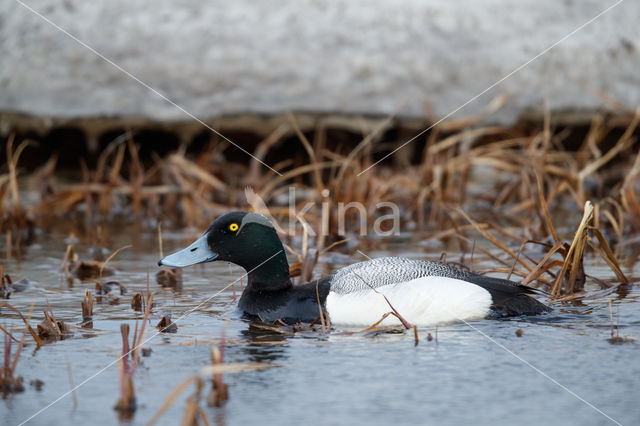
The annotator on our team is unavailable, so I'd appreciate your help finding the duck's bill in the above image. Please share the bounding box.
[157,234,218,267]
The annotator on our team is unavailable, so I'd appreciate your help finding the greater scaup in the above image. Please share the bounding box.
[158,211,550,326]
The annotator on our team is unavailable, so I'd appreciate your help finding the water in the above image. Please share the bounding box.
[2,225,639,426]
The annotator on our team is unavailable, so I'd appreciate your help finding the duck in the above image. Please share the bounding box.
[158,211,550,326]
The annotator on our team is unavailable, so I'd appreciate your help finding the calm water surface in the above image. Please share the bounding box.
[2,225,639,426]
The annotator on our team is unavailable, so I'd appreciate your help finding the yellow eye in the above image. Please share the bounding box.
[229,223,239,232]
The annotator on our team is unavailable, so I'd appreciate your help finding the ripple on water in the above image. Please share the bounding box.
[1,227,639,426]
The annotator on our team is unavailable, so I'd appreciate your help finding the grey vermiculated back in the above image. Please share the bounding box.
[328,257,551,315]
[329,257,477,294]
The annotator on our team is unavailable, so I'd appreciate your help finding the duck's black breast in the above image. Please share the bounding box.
[238,275,333,324]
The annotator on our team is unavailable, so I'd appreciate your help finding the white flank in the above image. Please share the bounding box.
[325,276,492,327]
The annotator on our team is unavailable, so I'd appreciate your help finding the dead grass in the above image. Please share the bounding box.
[2,110,639,295]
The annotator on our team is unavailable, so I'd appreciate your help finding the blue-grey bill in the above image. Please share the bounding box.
[157,234,218,267]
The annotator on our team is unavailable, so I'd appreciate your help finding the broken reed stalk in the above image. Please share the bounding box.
[132,273,153,364]
[546,200,628,297]
[314,280,327,334]
[207,346,229,407]
[81,290,95,329]
[207,323,229,407]
[115,324,136,414]
[6,134,33,209]
[81,289,94,320]
[2,134,35,253]
[550,201,593,296]
[114,272,152,413]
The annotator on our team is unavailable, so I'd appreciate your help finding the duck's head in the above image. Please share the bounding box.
[158,211,291,288]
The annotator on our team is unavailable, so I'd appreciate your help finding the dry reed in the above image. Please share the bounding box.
[2,110,639,301]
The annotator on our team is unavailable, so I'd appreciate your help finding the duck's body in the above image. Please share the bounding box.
[159,212,550,326]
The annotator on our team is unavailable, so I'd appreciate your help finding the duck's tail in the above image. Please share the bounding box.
[466,274,552,316]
